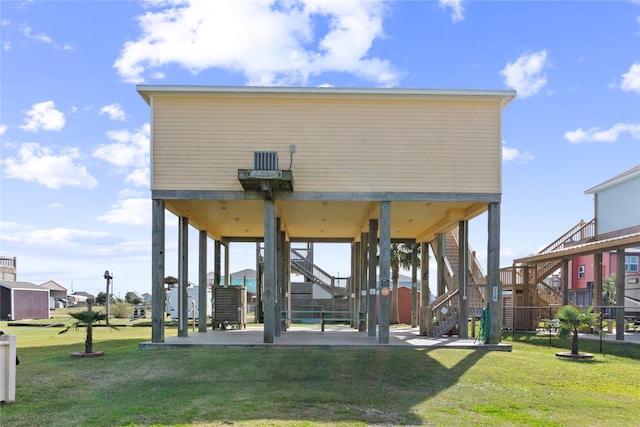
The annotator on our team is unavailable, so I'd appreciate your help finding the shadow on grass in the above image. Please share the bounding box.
[3,332,488,426]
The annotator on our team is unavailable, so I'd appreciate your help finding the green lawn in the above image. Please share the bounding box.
[1,318,639,427]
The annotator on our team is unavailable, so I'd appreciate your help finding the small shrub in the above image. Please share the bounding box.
[110,301,134,319]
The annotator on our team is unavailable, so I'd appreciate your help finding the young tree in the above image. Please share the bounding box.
[556,305,601,356]
[95,292,107,305]
[390,243,419,324]
[59,310,117,354]
[125,291,143,305]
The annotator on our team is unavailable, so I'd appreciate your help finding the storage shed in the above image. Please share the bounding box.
[0,281,50,321]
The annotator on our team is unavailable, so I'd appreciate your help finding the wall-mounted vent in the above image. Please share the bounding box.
[254,151,279,170]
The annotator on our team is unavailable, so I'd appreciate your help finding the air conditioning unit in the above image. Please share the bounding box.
[254,151,278,170]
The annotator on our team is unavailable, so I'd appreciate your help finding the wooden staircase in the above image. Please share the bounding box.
[420,227,487,337]
[290,248,348,298]
[502,219,594,330]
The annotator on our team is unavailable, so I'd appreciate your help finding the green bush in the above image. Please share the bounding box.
[110,301,133,318]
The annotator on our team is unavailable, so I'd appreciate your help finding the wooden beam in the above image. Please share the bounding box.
[367,220,378,337]
[486,202,501,344]
[616,248,625,341]
[378,201,391,344]
[263,199,276,343]
[198,230,208,332]
[151,199,165,343]
[458,220,469,338]
[178,216,189,337]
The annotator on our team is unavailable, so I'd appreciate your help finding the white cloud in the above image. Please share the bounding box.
[126,168,150,187]
[564,123,640,143]
[98,198,151,225]
[621,63,640,94]
[1,142,98,189]
[47,202,63,209]
[0,223,120,248]
[100,103,126,121]
[499,50,549,98]
[93,123,150,169]
[114,0,399,87]
[0,124,6,135]
[439,0,465,23]
[18,23,75,50]
[20,24,52,44]
[20,101,65,132]
[502,141,534,162]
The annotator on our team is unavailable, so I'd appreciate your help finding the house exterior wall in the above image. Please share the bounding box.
[151,94,502,194]
[595,174,640,235]
[13,289,49,320]
[569,252,640,289]
[0,287,10,320]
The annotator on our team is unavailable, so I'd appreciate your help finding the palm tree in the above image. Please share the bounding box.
[59,310,117,354]
[390,243,419,324]
[556,305,601,355]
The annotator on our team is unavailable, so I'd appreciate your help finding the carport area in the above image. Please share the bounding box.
[139,325,512,351]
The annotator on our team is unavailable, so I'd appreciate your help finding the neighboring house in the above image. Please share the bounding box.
[39,280,68,309]
[142,293,152,303]
[566,165,640,307]
[68,291,95,307]
[0,281,50,321]
[0,256,17,281]
[512,164,640,339]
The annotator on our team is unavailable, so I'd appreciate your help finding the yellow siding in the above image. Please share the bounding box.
[152,95,501,193]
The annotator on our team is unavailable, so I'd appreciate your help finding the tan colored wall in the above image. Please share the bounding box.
[152,94,501,193]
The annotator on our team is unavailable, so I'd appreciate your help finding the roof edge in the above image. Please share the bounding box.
[585,164,640,194]
[136,84,516,105]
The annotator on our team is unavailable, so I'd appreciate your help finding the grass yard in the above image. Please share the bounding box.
[1,318,639,427]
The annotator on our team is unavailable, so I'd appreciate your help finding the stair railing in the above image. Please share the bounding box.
[290,248,337,291]
[537,219,595,255]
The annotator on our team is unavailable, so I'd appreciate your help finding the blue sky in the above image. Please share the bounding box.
[1,0,639,297]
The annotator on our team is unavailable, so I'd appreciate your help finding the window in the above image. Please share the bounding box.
[625,255,639,273]
[578,265,585,279]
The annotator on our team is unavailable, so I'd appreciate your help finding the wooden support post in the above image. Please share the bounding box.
[255,242,263,324]
[523,265,531,331]
[352,241,360,329]
[616,248,626,341]
[437,233,446,296]
[224,242,230,287]
[178,216,189,337]
[198,230,208,332]
[214,241,221,286]
[419,242,430,334]
[379,201,391,344]
[562,259,569,306]
[284,238,291,331]
[360,232,368,332]
[263,199,276,343]
[151,199,165,343]
[594,252,603,316]
[458,220,469,338]
[486,202,501,344]
[411,243,418,328]
[367,220,378,337]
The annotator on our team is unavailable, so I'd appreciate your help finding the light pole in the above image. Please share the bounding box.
[104,270,112,325]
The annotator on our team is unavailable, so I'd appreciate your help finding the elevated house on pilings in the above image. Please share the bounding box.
[138,85,515,345]
[506,165,640,341]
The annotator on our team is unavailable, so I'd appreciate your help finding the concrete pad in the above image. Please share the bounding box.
[138,325,512,351]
